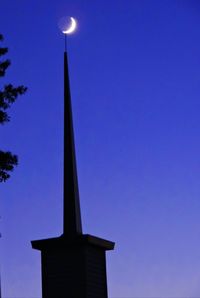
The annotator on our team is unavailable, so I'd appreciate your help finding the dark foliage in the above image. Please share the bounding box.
[0,34,10,77]
[0,34,27,182]
[0,151,18,182]
[0,84,27,123]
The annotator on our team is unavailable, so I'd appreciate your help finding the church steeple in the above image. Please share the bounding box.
[32,25,114,298]
[63,50,82,236]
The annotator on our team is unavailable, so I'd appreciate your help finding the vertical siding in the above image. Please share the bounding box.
[85,246,108,298]
[42,247,86,298]
[41,244,108,298]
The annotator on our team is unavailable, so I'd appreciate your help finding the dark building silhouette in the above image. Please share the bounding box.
[31,49,115,298]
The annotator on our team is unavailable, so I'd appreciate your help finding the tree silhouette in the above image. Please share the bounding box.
[0,34,27,182]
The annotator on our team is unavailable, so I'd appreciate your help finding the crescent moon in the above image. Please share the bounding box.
[62,17,77,34]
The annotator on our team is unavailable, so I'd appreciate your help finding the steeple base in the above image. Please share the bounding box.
[32,235,114,298]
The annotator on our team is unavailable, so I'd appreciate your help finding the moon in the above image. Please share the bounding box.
[62,17,77,34]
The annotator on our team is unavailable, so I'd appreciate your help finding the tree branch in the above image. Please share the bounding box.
[0,151,18,182]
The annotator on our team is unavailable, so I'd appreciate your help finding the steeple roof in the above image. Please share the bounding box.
[32,48,114,250]
[63,51,82,236]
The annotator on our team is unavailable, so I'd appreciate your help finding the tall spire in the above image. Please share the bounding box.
[31,25,115,298]
[63,50,82,236]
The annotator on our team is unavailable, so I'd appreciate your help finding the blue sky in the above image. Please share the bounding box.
[1,0,200,297]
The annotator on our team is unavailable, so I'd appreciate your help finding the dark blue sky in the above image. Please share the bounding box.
[1,0,200,297]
